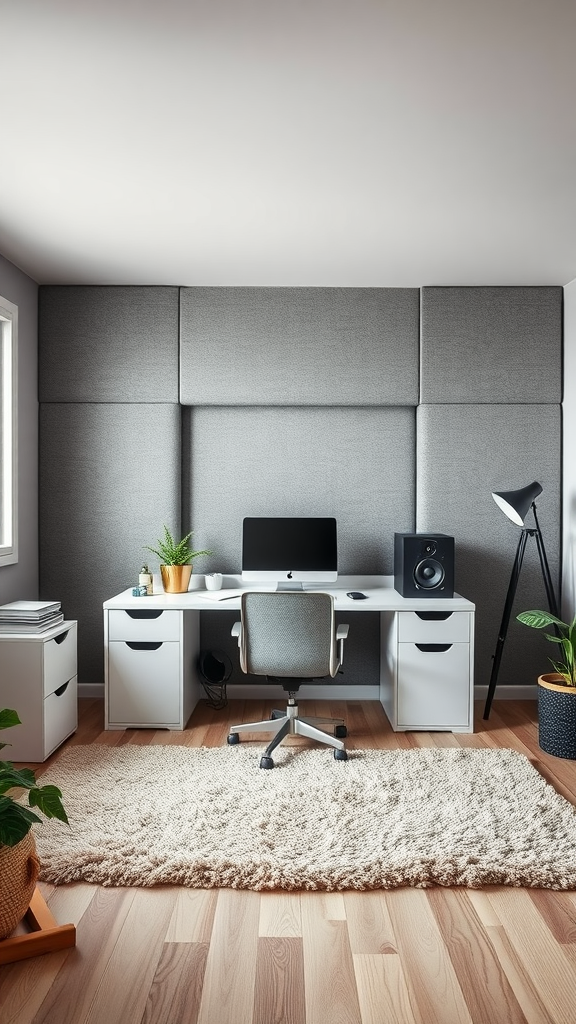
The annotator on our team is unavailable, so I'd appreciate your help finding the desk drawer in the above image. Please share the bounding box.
[108,609,180,642]
[108,641,180,725]
[397,642,470,728]
[397,611,470,644]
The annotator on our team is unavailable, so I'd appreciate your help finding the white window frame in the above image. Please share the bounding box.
[0,296,18,566]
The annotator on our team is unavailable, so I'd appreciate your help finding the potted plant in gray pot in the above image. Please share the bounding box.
[145,526,212,594]
[516,609,576,759]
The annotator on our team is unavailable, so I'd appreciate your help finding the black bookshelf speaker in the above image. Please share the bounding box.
[394,533,454,598]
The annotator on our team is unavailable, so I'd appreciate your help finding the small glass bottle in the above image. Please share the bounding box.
[139,564,153,595]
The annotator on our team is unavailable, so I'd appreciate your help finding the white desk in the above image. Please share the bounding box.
[103,575,475,733]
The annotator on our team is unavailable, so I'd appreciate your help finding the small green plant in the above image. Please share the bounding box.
[145,526,212,566]
[516,610,576,686]
[0,709,68,847]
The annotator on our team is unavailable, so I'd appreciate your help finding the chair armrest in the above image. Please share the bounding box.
[231,621,241,638]
[335,623,349,672]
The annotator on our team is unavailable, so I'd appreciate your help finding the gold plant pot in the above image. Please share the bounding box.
[160,564,193,594]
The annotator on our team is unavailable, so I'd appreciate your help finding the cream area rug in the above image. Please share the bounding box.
[33,743,576,890]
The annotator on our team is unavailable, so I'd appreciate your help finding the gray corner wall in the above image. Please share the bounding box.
[0,254,39,605]
[38,284,563,692]
[418,287,562,689]
[39,288,181,685]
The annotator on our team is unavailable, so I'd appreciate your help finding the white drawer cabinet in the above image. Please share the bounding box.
[0,622,78,761]
[381,610,474,732]
[104,607,201,729]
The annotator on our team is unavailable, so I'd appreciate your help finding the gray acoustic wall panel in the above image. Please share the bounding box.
[183,406,416,573]
[183,405,416,687]
[39,286,179,403]
[39,403,181,685]
[420,287,562,404]
[180,287,420,407]
[417,404,561,691]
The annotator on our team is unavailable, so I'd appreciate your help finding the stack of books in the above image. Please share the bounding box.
[0,600,64,633]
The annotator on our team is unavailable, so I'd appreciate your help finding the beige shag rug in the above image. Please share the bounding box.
[33,743,576,890]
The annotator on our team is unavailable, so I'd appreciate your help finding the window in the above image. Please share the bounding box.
[0,296,17,566]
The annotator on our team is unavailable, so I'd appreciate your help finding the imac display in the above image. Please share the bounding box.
[242,517,338,589]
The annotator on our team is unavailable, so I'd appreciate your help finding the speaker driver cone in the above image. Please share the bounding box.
[414,557,445,590]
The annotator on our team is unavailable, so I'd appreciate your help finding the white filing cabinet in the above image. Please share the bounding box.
[0,621,78,761]
[104,607,200,729]
[381,609,474,732]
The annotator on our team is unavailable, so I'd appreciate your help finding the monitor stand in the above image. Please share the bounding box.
[276,581,304,591]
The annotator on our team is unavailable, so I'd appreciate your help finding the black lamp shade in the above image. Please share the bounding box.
[492,481,543,526]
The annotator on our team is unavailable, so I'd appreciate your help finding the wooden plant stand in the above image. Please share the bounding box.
[0,887,76,965]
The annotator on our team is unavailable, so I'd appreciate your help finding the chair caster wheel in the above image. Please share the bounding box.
[227,733,240,745]
[260,756,275,769]
[334,725,347,738]
[334,748,348,761]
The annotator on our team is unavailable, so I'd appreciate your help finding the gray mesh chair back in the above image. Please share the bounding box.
[239,591,337,678]
[228,590,350,767]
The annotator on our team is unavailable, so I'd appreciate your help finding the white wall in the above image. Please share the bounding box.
[562,278,576,619]
[0,254,39,604]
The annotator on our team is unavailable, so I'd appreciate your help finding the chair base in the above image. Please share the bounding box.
[227,698,347,766]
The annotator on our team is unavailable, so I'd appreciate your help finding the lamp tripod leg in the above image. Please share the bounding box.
[532,505,559,619]
[483,530,528,720]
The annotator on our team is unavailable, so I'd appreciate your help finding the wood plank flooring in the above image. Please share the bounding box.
[3,697,576,1024]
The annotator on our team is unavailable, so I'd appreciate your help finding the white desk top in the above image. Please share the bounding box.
[104,576,474,613]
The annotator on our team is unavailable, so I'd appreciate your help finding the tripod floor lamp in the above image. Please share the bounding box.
[483,481,559,720]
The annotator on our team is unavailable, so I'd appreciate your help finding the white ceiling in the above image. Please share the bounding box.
[1,0,575,287]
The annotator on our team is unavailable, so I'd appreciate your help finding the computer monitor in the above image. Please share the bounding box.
[241,517,338,589]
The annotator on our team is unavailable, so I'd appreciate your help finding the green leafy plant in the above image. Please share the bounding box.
[516,610,576,686]
[145,525,212,566]
[0,709,69,847]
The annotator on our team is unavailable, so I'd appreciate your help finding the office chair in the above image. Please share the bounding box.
[227,591,350,769]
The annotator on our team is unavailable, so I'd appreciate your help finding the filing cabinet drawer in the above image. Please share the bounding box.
[108,640,181,725]
[43,623,78,696]
[397,642,470,728]
[44,675,78,757]
[397,611,470,644]
[108,608,180,642]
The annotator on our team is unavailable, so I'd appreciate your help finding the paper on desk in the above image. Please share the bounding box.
[194,590,243,601]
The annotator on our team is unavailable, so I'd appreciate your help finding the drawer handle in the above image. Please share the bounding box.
[125,641,163,651]
[415,643,452,653]
[54,629,70,645]
[54,680,70,697]
[125,610,163,620]
[414,612,452,621]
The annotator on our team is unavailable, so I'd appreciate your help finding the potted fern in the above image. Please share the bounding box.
[145,526,212,594]
[0,708,68,938]
[517,609,576,759]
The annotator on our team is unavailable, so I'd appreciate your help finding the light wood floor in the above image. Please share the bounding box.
[3,697,576,1024]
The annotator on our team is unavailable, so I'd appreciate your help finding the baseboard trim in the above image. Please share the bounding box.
[78,683,105,699]
[473,684,538,701]
[80,683,539,702]
[225,684,381,700]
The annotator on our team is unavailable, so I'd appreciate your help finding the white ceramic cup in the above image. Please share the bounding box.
[205,572,223,591]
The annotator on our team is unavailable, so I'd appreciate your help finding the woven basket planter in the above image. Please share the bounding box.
[0,831,40,940]
[538,673,576,760]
